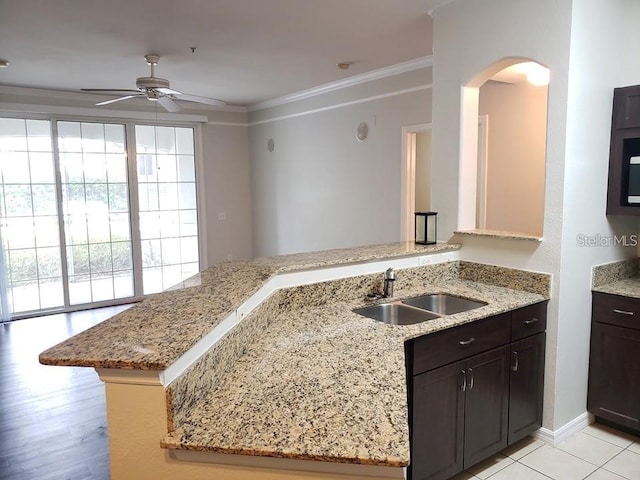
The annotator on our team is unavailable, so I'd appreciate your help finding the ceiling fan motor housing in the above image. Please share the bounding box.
[136,76,171,90]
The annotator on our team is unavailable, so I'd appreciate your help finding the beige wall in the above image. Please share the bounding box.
[478,80,547,235]
[414,131,431,212]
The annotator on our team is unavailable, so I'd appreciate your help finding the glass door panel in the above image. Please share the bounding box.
[0,118,64,314]
[58,121,134,305]
[135,125,199,294]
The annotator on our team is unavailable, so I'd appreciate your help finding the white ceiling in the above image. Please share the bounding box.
[0,0,433,108]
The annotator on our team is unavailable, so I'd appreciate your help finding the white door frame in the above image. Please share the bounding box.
[401,123,432,241]
[476,115,489,229]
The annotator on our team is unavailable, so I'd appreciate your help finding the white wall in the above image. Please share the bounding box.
[200,123,252,265]
[415,131,431,212]
[249,68,432,257]
[479,81,547,235]
[429,0,638,433]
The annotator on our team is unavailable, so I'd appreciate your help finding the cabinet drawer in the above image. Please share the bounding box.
[593,292,640,330]
[511,302,547,341]
[412,313,511,375]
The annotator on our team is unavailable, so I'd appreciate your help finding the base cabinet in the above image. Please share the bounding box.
[588,297,640,434]
[408,302,547,480]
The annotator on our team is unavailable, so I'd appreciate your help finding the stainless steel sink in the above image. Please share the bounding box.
[353,303,440,325]
[402,294,486,315]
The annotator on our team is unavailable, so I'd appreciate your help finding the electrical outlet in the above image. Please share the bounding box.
[218,212,226,221]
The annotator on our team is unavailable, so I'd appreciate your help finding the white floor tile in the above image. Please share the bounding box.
[629,443,640,455]
[520,444,598,480]
[586,469,629,480]
[502,437,545,460]
[557,432,624,466]
[481,462,550,480]
[466,454,514,479]
[583,424,638,449]
[450,472,480,480]
[603,450,640,479]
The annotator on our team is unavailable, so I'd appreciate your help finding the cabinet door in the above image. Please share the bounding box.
[463,346,510,468]
[508,333,545,445]
[613,85,640,129]
[411,360,466,480]
[588,322,640,433]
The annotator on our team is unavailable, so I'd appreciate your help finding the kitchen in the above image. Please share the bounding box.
[3,0,640,479]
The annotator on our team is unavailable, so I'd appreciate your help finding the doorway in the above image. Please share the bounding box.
[401,124,432,241]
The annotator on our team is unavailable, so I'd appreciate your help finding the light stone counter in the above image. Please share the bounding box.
[161,273,548,467]
[592,258,640,299]
[39,242,460,370]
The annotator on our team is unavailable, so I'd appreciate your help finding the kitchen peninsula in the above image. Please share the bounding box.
[40,242,550,480]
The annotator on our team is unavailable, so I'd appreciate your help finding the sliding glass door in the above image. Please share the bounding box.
[0,117,200,319]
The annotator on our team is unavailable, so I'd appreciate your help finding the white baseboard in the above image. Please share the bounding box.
[534,412,594,446]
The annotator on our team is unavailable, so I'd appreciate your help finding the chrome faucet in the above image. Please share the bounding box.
[383,268,395,298]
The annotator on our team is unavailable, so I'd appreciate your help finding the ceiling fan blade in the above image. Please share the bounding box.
[174,93,226,107]
[157,87,182,95]
[157,96,181,113]
[95,95,140,106]
[82,88,141,94]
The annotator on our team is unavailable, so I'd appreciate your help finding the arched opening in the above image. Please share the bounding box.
[459,58,549,238]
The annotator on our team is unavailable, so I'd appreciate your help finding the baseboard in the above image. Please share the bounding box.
[534,412,594,446]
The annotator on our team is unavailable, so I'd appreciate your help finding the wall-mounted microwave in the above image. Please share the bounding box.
[628,156,640,204]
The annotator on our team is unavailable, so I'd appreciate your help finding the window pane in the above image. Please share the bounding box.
[111,241,132,270]
[68,244,90,276]
[158,183,178,210]
[4,184,32,216]
[29,152,55,184]
[57,122,82,152]
[39,278,63,309]
[68,275,91,304]
[135,125,156,152]
[156,126,176,153]
[37,247,62,278]
[91,275,114,302]
[109,212,131,242]
[89,243,112,274]
[179,209,198,236]
[113,271,133,298]
[2,151,30,183]
[177,155,196,182]
[159,211,180,238]
[59,153,85,183]
[6,218,35,249]
[142,267,162,294]
[106,153,127,182]
[157,154,177,182]
[178,183,196,210]
[0,118,27,151]
[65,215,88,245]
[84,153,107,183]
[34,216,60,247]
[32,184,57,216]
[138,184,158,211]
[81,123,105,153]
[176,128,194,155]
[108,183,129,213]
[8,249,37,282]
[160,238,181,265]
[105,124,125,153]
[180,237,199,263]
[26,120,53,152]
[141,239,162,267]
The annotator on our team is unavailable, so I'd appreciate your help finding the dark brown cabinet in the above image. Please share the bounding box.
[407,302,547,480]
[607,85,640,215]
[588,292,640,434]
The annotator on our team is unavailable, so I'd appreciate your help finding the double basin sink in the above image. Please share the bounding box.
[353,294,486,326]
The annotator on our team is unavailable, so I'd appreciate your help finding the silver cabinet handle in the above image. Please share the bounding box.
[524,317,539,325]
[512,351,519,372]
[460,370,466,391]
[467,367,474,390]
[613,309,634,316]
[459,337,476,346]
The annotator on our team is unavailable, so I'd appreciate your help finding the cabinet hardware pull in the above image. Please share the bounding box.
[524,318,539,325]
[613,309,634,316]
[460,370,466,391]
[512,351,519,372]
[459,337,475,346]
[468,367,474,390]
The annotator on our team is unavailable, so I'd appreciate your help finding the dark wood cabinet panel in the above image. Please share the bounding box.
[508,333,546,444]
[412,313,510,375]
[588,322,640,434]
[592,292,640,330]
[511,302,547,341]
[463,346,510,468]
[613,85,640,130]
[410,361,466,480]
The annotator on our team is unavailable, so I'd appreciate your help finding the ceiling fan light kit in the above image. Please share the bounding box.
[81,54,226,112]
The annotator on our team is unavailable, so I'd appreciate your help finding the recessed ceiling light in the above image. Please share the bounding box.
[0,59,9,68]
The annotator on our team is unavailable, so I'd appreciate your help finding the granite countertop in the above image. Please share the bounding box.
[592,277,640,299]
[39,242,460,370]
[161,278,547,466]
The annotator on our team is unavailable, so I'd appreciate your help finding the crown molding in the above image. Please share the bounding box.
[249,55,433,112]
[425,0,458,16]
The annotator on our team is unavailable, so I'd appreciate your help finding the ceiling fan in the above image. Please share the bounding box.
[81,54,226,112]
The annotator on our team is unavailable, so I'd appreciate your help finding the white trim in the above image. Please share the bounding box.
[97,368,163,386]
[401,124,432,242]
[476,115,489,229]
[248,85,431,126]
[425,0,458,16]
[194,123,209,269]
[170,450,405,479]
[250,56,433,111]
[205,121,249,127]
[0,102,208,123]
[160,249,460,386]
[534,412,594,446]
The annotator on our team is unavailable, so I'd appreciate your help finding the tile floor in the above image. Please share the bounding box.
[453,423,640,480]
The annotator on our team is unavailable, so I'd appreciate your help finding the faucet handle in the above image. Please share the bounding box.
[384,268,395,280]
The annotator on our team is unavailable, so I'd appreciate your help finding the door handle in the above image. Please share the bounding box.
[524,317,539,325]
[613,309,634,316]
[460,370,466,391]
[512,351,519,372]
[459,337,475,346]
[467,367,474,390]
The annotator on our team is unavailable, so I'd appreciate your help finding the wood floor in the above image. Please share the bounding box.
[0,305,131,480]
